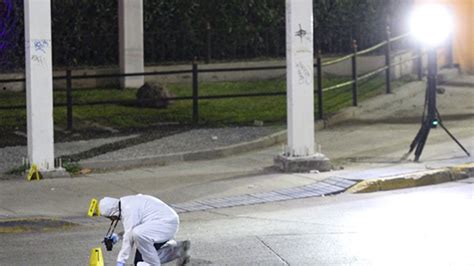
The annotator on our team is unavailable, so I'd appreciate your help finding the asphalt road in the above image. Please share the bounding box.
[0,179,472,266]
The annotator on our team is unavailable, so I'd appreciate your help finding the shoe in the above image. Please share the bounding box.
[176,240,191,265]
[176,255,190,265]
[182,240,190,253]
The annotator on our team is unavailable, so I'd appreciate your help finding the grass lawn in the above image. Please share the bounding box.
[0,73,409,146]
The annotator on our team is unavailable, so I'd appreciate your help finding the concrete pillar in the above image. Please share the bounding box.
[285,0,315,156]
[118,0,145,88]
[24,0,55,171]
[274,0,331,172]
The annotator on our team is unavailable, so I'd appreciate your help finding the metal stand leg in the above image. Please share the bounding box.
[436,110,471,157]
[413,122,431,161]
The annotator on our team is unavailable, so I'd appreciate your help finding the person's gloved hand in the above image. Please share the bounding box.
[111,233,120,244]
[116,262,125,266]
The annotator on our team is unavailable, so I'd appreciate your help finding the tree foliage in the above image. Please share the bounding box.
[0,0,412,72]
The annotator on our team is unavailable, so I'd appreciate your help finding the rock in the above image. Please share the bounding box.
[436,87,446,94]
[136,82,175,108]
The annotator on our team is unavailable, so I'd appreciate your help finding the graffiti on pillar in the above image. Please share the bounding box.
[31,55,46,66]
[33,39,49,54]
[296,61,311,85]
[295,24,307,43]
[28,39,51,68]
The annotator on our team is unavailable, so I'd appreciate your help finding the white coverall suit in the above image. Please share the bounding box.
[99,194,180,266]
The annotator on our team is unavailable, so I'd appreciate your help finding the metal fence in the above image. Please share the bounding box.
[0,26,454,130]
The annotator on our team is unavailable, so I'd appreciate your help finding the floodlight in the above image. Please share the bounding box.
[409,4,453,47]
[404,4,470,161]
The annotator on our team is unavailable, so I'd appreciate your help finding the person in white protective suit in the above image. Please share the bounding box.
[99,194,190,266]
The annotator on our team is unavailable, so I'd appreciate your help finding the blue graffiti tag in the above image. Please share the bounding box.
[33,39,49,53]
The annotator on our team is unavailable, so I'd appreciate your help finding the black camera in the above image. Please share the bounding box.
[103,236,115,251]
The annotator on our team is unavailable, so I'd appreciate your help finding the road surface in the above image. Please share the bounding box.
[0,178,472,265]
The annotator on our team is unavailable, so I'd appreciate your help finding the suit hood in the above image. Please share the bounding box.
[99,197,120,217]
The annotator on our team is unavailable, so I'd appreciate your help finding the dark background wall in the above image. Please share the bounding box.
[0,0,413,72]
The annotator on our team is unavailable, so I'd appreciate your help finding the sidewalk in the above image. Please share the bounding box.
[0,70,472,223]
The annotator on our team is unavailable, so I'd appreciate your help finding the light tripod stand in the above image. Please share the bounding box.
[405,49,470,161]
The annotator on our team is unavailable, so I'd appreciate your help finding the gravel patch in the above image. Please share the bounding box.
[0,135,136,174]
[84,126,283,162]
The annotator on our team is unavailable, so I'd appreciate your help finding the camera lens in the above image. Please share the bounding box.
[104,237,114,251]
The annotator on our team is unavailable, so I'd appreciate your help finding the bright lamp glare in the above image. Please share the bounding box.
[410,4,453,47]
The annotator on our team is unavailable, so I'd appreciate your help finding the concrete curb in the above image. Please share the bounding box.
[441,80,474,87]
[347,162,474,193]
[80,129,289,170]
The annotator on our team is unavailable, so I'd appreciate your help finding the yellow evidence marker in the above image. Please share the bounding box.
[26,164,41,181]
[89,246,104,266]
[88,198,100,217]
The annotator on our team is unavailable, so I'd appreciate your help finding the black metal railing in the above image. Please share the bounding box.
[0,27,455,130]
